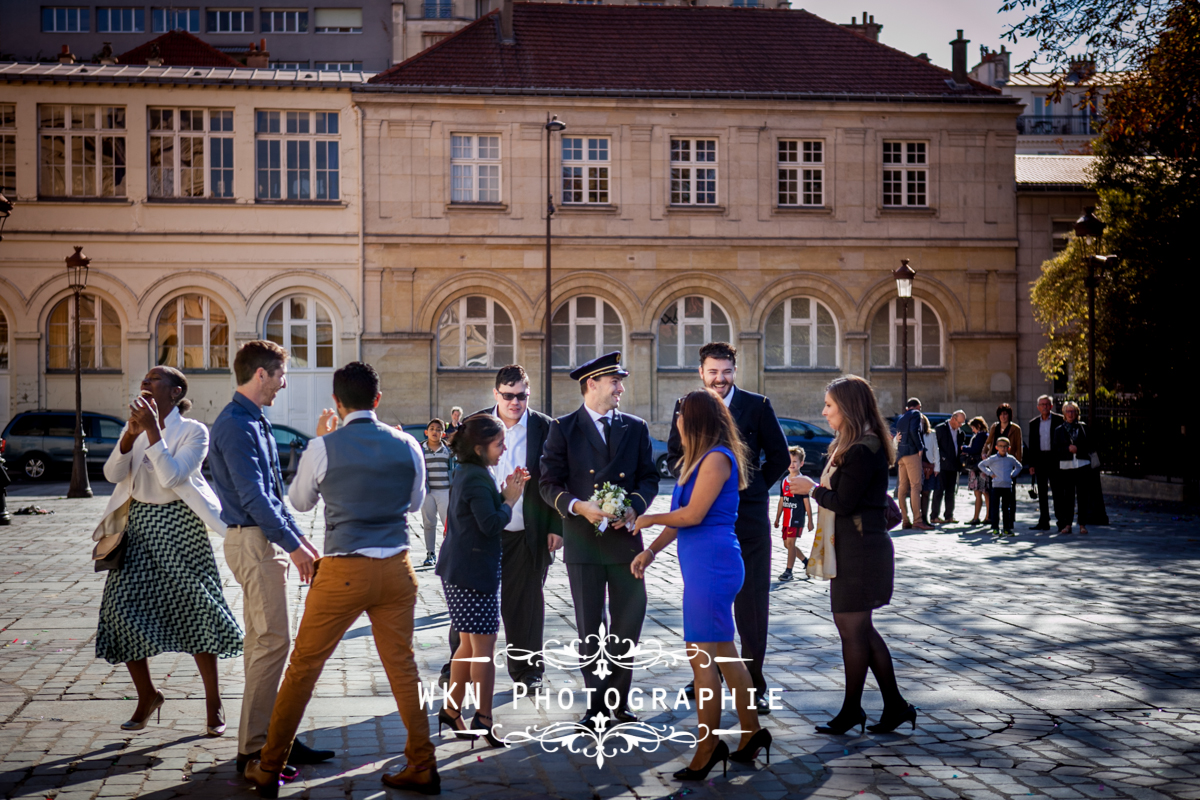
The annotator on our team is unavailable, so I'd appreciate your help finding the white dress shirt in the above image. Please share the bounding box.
[721,384,736,407]
[288,409,427,558]
[491,407,528,531]
[569,403,617,515]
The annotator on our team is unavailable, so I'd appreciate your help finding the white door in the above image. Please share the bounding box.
[263,296,335,436]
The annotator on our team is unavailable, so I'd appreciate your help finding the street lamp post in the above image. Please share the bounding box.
[66,246,93,499]
[543,113,566,416]
[1073,207,1113,429]
[0,194,12,523]
[892,259,917,405]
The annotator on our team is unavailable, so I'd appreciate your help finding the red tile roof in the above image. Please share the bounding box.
[367,4,1005,102]
[117,31,244,69]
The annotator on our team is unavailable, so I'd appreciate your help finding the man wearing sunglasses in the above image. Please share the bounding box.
[440,365,562,693]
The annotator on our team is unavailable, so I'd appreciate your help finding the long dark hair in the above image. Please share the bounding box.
[449,413,504,466]
[825,375,895,467]
[676,388,750,490]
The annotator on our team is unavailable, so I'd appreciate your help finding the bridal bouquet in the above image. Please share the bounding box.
[589,482,631,535]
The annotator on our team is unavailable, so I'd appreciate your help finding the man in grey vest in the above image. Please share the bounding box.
[244,362,439,797]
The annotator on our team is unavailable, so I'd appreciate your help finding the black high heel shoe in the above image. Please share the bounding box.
[674,740,729,781]
[866,703,917,733]
[815,709,866,735]
[729,728,772,764]
[438,706,472,740]
[470,712,507,748]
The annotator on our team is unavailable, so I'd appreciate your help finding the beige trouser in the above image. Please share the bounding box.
[224,525,291,755]
[897,453,924,525]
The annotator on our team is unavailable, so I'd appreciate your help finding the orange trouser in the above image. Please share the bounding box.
[897,453,924,525]
[259,551,434,772]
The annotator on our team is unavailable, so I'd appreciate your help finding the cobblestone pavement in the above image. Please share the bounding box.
[1,478,1198,800]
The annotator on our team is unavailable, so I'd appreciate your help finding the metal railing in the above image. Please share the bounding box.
[1052,395,1192,483]
[1017,115,1100,136]
[423,1,453,18]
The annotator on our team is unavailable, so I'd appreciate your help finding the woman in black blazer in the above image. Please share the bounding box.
[435,414,526,746]
[790,376,915,736]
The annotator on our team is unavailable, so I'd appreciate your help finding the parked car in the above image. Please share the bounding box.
[1,410,127,480]
[776,417,834,477]
[270,423,312,479]
[651,436,672,479]
[886,412,952,436]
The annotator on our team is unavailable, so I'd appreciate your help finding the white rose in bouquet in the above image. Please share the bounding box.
[588,482,631,535]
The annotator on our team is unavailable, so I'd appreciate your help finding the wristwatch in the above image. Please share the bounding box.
[808,482,820,497]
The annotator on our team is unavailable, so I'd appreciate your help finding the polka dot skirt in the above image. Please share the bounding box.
[442,580,500,634]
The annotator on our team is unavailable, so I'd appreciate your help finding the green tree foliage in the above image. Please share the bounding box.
[1027,0,1199,402]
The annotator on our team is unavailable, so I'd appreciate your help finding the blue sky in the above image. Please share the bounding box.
[796,0,1048,71]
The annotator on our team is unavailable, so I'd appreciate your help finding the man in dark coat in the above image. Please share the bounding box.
[540,352,659,726]
[441,365,562,690]
[931,410,966,523]
[666,341,789,713]
[1026,394,1065,530]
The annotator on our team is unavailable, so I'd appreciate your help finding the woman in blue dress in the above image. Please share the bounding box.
[631,388,768,781]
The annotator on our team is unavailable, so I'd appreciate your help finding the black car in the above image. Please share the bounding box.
[887,412,952,435]
[776,417,834,477]
[1,410,127,480]
[268,423,312,478]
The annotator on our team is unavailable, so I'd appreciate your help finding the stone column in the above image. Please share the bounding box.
[629,331,655,422]
[738,331,762,393]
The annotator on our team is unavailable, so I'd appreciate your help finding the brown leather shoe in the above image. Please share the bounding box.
[381,763,441,795]
[243,760,280,799]
[913,521,936,530]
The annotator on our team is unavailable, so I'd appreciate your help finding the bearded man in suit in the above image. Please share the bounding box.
[666,341,789,714]
[540,352,659,727]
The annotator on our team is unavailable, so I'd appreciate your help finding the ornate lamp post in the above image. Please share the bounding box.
[1073,207,1114,428]
[543,113,566,416]
[0,194,11,523]
[66,246,92,499]
[892,259,917,404]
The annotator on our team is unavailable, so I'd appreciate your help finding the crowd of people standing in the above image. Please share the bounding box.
[86,336,1107,796]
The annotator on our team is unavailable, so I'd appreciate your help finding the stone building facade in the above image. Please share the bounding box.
[357,4,1023,435]
[0,62,366,433]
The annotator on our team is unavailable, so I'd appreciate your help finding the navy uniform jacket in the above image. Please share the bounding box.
[666,387,790,506]
[539,405,659,565]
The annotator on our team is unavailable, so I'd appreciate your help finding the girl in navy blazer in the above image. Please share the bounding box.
[435,414,527,747]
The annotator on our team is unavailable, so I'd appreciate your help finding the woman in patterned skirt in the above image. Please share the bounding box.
[95,366,242,734]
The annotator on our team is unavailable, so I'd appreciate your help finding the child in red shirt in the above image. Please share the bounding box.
[774,446,814,581]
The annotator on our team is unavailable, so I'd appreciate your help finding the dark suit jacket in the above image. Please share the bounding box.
[934,421,965,473]
[1026,413,1065,468]
[434,462,512,594]
[666,386,790,505]
[539,405,659,565]
[468,406,563,570]
[894,408,925,458]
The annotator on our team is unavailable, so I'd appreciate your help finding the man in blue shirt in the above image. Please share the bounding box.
[208,340,329,776]
[895,397,933,530]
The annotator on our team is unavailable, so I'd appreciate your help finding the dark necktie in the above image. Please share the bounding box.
[259,417,285,500]
[601,416,616,458]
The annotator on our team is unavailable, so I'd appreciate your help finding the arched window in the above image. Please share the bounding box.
[870,299,942,368]
[265,295,334,368]
[156,293,229,370]
[0,308,8,370]
[551,295,624,368]
[658,295,730,369]
[47,294,121,370]
[438,296,513,368]
[764,297,838,368]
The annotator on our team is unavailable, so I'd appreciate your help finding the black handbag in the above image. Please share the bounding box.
[93,532,128,572]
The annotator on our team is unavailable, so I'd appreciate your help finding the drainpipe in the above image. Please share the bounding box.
[355,101,365,362]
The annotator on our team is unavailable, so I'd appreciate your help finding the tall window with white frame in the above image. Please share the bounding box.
[262,9,308,32]
[561,137,610,205]
[152,7,200,32]
[870,299,941,368]
[882,141,927,207]
[97,7,145,32]
[0,104,15,195]
[39,105,126,198]
[314,7,362,32]
[206,8,253,32]
[255,110,340,201]
[670,138,718,205]
[438,296,514,368]
[658,296,730,369]
[551,296,623,368]
[47,294,121,370]
[156,294,229,370]
[42,7,90,31]
[764,297,838,368]
[777,140,824,207]
[450,134,500,204]
[149,108,234,199]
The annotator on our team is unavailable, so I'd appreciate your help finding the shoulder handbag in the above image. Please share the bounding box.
[93,529,127,572]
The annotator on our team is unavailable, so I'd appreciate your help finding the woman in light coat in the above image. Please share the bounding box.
[95,366,242,734]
